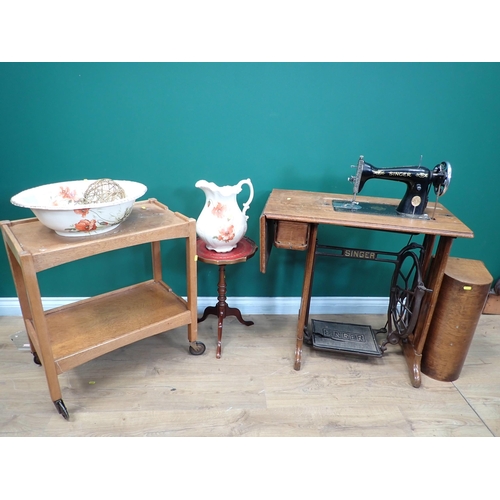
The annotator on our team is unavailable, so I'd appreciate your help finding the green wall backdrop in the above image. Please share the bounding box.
[1,63,499,300]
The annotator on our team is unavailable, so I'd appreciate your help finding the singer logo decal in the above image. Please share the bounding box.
[342,249,377,260]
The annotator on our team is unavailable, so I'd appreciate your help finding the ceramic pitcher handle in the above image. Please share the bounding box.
[239,178,254,216]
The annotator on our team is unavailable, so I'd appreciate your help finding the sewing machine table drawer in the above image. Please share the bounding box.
[274,221,310,250]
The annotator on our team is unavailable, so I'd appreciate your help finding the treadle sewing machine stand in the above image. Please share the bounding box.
[260,189,473,387]
[305,240,429,358]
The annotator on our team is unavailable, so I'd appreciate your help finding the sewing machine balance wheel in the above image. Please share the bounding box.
[386,246,427,347]
[434,161,452,196]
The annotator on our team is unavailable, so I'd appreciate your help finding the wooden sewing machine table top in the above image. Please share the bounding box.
[260,189,474,387]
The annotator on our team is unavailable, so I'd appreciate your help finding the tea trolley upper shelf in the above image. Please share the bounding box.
[1,198,205,420]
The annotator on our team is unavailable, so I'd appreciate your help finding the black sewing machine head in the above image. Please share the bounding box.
[334,155,452,219]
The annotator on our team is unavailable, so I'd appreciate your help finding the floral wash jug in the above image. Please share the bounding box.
[195,178,254,252]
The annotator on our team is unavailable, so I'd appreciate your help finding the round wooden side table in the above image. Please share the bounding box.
[197,236,258,358]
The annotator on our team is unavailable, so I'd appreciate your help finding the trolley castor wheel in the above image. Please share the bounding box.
[189,341,206,355]
[54,399,69,420]
[33,352,41,366]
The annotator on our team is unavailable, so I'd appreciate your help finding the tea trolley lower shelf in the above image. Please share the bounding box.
[1,198,205,419]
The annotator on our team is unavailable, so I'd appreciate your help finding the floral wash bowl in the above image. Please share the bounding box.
[10,179,147,237]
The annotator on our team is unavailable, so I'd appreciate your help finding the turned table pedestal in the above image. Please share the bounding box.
[197,237,258,358]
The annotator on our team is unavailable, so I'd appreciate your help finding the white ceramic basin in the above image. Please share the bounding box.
[11,179,147,237]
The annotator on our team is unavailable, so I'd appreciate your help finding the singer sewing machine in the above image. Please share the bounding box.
[334,155,452,219]
[259,170,473,385]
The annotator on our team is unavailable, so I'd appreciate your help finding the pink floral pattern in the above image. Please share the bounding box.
[211,202,226,218]
[74,208,90,217]
[65,206,132,233]
[58,186,79,201]
[75,219,98,232]
[50,185,81,206]
[216,225,235,243]
[205,202,235,242]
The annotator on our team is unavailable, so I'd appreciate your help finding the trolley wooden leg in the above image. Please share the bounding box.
[5,245,69,418]
[185,224,198,343]
[27,299,67,416]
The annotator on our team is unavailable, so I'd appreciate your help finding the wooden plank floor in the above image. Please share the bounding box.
[0,312,499,437]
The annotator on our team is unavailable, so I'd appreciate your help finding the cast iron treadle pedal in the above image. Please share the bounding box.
[308,319,383,357]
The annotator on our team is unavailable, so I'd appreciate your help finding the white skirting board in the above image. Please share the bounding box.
[0,296,389,317]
